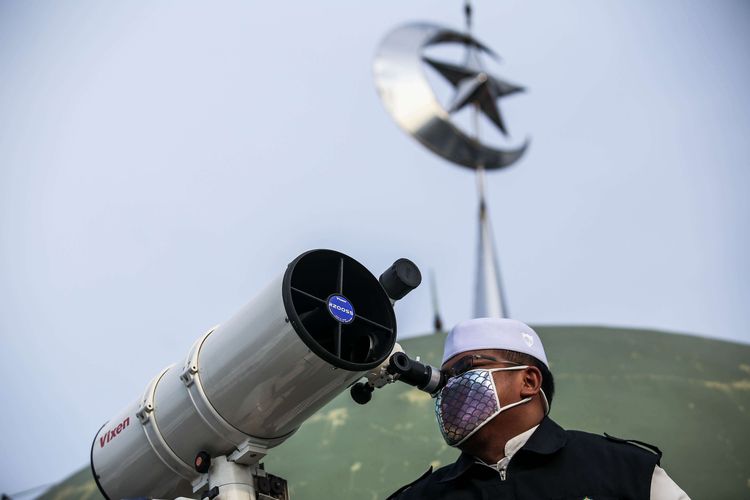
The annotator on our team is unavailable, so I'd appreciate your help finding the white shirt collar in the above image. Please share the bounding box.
[475,424,540,471]
[504,424,539,459]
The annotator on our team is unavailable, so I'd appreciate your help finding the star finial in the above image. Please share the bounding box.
[423,51,524,137]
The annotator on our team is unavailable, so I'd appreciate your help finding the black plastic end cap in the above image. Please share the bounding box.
[350,382,374,405]
[195,451,211,474]
[379,258,422,300]
[202,486,220,500]
[387,351,411,375]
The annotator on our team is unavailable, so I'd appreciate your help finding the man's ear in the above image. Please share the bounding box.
[519,366,542,398]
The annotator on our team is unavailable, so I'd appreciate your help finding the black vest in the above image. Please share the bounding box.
[389,417,661,500]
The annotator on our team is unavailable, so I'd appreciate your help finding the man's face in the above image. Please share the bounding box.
[441,349,526,407]
[439,349,536,452]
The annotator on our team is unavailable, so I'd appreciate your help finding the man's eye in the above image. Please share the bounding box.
[450,361,478,377]
[453,360,474,374]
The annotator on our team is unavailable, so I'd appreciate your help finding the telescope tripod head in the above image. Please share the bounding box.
[171,454,287,500]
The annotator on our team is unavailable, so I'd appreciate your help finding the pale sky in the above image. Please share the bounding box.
[1,0,748,495]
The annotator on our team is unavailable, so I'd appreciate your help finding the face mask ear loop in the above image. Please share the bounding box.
[487,365,533,416]
[497,395,533,413]
[540,389,550,415]
[489,369,502,409]
[488,365,546,415]
[486,365,528,407]
[488,365,524,407]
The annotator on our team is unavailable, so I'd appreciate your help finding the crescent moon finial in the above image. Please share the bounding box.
[373,23,529,171]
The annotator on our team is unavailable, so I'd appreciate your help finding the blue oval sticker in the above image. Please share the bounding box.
[327,294,355,324]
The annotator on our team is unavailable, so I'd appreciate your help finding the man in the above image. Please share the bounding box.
[388,317,689,499]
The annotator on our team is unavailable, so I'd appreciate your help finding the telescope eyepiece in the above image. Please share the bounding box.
[388,351,412,374]
[387,352,444,395]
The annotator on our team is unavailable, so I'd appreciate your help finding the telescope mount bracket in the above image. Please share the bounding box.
[189,455,288,500]
[229,440,268,465]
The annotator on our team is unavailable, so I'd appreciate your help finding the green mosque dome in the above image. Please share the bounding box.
[39,326,750,500]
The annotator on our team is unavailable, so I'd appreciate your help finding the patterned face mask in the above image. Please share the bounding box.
[435,366,532,447]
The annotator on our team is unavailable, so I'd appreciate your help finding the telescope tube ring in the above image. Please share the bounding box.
[181,326,295,449]
[180,328,249,445]
[138,366,197,482]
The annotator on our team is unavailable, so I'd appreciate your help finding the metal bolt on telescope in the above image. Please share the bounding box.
[91,249,421,500]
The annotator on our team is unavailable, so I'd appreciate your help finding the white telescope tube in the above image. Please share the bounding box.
[91,249,417,499]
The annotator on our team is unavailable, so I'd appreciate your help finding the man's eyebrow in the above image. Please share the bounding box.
[471,357,495,365]
[474,355,502,363]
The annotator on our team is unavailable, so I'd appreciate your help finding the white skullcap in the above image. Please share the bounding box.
[442,318,549,368]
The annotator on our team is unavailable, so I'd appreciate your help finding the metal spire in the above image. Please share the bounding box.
[465,0,509,318]
[473,196,509,318]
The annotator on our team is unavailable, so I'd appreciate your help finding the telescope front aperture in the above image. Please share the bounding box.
[283,249,397,371]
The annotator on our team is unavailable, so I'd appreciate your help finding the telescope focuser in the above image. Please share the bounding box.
[349,353,397,405]
[350,350,445,404]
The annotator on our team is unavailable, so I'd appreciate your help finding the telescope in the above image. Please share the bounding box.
[90,249,421,500]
